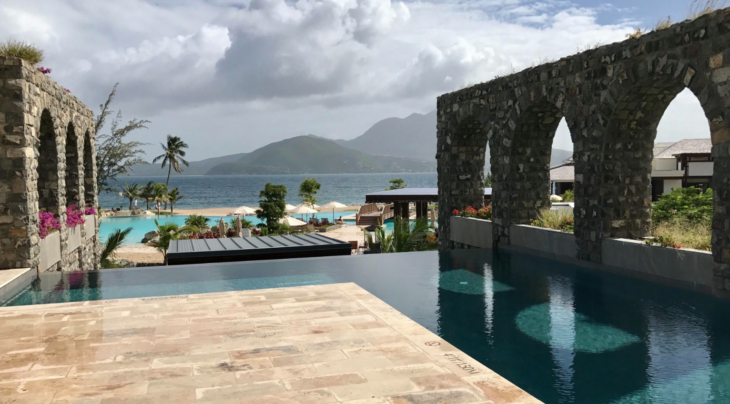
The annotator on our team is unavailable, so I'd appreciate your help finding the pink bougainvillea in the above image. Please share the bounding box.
[39,212,61,239]
[84,206,96,215]
[36,66,52,75]
[66,204,86,229]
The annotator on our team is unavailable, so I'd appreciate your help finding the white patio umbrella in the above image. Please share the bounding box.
[279,216,307,227]
[320,201,347,222]
[289,204,318,221]
[284,204,297,213]
[228,205,258,216]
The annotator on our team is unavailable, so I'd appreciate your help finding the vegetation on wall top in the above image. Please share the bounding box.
[0,39,43,65]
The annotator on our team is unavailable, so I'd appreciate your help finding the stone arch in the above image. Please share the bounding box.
[37,109,62,215]
[598,60,713,240]
[65,122,81,207]
[506,99,565,224]
[83,129,95,207]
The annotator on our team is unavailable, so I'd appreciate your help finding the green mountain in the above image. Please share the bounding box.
[205,136,435,175]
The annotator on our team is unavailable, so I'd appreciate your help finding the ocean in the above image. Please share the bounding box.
[99,172,437,210]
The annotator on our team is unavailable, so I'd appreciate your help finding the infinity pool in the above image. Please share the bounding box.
[5,249,730,403]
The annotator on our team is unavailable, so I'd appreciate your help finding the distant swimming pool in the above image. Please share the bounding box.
[6,249,730,403]
[99,211,359,245]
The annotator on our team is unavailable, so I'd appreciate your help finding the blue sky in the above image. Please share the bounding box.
[0,0,710,158]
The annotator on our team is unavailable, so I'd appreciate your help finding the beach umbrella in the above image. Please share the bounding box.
[219,218,226,238]
[289,205,317,214]
[320,201,347,222]
[228,206,258,216]
[279,216,307,227]
[284,204,297,213]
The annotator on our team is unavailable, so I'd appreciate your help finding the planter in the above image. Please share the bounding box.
[84,215,96,240]
[67,226,82,252]
[509,224,577,258]
[450,216,493,248]
[602,238,714,288]
[38,231,61,271]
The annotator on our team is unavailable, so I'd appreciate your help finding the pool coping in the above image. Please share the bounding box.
[0,268,35,305]
[0,282,542,403]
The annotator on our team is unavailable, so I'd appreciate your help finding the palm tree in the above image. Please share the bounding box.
[117,182,140,210]
[140,181,155,210]
[185,214,210,230]
[152,183,169,216]
[153,135,189,186]
[364,218,432,253]
[100,227,132,268]
[168,188,185,214]
[152,220,195,264]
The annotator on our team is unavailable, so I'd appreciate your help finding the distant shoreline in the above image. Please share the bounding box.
[120,171,438,178]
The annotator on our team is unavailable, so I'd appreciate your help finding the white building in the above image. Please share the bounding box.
[550,139,713,201]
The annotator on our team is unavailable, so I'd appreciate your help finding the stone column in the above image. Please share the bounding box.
[712,141,730,294]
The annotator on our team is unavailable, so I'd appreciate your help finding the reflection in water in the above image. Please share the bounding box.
[548,276,576,401]
[484,264,494,339]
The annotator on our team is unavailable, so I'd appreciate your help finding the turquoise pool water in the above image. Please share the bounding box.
[99,211,358,244]
[5,249,730,403]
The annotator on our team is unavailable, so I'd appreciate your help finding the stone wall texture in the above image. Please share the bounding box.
[436,8,730,294]
[0,56,100,271]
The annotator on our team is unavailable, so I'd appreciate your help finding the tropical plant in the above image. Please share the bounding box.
[561,189,575,202]
[364,218,433,253]
[153,135,190,186]
[151,220,195,263]
[229,217,253,229]
[167,188,184,214]
[454,205,492,221]
[185,214,210,230]
[117,182,141,210]
[139,181,155,210]
[100,227,132,268]
[0,40,44,64]
[39,212,61,239]
[257,183,287,232]
[298,178,321,208]
[387,178,406,190]
[95,83,150,194]
[152,183,169,216]
[66,205,86,228]
[531,209,574,232]
[652,186,713,224]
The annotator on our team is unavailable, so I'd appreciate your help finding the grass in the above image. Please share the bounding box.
[0,40,44,64]
[648,219,711,251]
[531,209,574,232]
[690,0,725,19]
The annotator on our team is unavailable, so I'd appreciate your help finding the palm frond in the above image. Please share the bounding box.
[100,227,132,268]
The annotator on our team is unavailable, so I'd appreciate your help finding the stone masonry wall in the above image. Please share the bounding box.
[0,56,99,271]
[437,8,730,294]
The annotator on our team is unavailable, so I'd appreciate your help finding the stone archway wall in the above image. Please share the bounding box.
[0,56,98,271]
[437,8,730,293]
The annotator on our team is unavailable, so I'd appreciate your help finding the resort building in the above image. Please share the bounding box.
[549,139,713,200]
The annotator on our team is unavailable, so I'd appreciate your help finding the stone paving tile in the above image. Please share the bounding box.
[0,283,540,403]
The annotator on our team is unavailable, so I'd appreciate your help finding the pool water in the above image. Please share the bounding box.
[6,249,730,403]
[98,211,359,245]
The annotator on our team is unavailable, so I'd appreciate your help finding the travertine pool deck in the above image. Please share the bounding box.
[0,283,541,403]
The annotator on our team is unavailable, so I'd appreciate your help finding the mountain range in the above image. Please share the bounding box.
[125,111,572,176]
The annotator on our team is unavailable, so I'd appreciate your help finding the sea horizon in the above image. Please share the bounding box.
[101,172,438,210]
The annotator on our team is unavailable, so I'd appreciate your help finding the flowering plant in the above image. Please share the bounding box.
[36,66,51,75]
[189,232,219,239]
[66,204,86,228]
[83,206,96,215]
[455,205,492,220]
[39,212,61,239]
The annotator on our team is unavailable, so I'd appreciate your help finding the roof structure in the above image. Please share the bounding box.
[167,234,351,265]
[550,165,575,182]
[654,139,712,158]
[365,188,492,203]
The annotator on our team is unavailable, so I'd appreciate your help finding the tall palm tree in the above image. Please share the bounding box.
[152,183,169,216]
[140,181,155,210]
[153,135,189,186]
[167,188,185,214]
[117,182,140,210]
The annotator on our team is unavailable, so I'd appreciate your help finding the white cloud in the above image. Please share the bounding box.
[0,0,706,160]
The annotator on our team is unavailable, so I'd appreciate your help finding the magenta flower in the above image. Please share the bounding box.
[65,204,86,229]
[39,211,61,239]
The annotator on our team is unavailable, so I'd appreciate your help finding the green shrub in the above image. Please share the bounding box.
[652,187,712,224]
[561,189,575,202]
[0,40,44,64]
[647,218,711,251]
[531,209,574,232]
